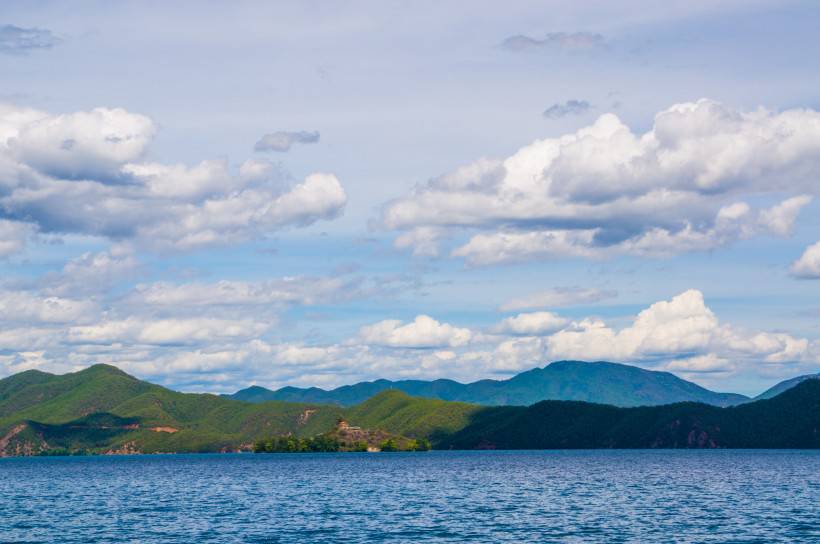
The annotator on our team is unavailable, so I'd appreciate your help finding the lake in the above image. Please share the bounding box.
[1,450,818,543]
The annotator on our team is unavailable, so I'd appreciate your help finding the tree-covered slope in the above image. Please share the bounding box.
[754,373,820,400]
[345,390,480,439]
[0,365,346,455]
[0,365,477,456]
[436,380,820,450]
[228,360,749,407]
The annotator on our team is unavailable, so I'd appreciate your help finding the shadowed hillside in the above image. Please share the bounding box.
[435,380,820,450]
[753,373,820,400]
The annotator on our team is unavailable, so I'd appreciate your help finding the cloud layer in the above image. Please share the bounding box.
[1,255,817,393]
[382,100,818,265]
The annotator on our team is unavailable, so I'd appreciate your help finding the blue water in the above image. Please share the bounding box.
[1,451,818,543]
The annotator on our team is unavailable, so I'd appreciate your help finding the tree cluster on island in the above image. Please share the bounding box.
[252,419,432,453]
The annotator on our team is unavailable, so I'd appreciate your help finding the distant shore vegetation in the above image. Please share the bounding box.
[253,419,431,453]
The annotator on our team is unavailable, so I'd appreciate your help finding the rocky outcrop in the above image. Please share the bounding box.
[0,424,48,457]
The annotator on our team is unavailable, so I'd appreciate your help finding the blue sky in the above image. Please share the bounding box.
[0,0,819,396]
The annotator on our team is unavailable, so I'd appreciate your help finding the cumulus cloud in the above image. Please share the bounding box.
[546,290,718,361]
[791,241,820,279]
[0,25,60,54]
[543,100,592,119]
[6,106,155,179]
[382,100,820,265]
[545,290,812,368]
[254,130,320,152]
[499,287,617,312]
[494,311,568,335]
[0,105,346,253]
[359,315,472,348]
[501,32,605,52]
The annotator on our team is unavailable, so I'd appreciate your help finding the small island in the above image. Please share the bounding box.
[253,418,431,453]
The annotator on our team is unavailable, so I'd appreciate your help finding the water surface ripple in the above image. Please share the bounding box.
[1,450,818,543]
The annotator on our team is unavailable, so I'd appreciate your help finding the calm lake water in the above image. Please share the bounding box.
[1,450,818,543]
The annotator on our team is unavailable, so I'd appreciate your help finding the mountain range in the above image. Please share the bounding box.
[1,362,819,456]
[228,360,751,407]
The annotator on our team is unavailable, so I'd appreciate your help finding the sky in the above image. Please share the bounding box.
[1,0,819,396]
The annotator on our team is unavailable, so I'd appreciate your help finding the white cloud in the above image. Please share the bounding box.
[0,291,98,324]
[0,328,60,351]
[758,196,812,236]
[359,315,472,348]
[499,286,617,311]
[547,290,719,360]
[43,249,138,296]
[0,105,346,253]
[494,311,568,335]
[665,354,734,374]
[68,317,268,346]
[382,100,820,265]
[6,106,154,179]
[132,276,355,307]
[122,160,235,200]
[791,241,820,279]
[545,289,812,366]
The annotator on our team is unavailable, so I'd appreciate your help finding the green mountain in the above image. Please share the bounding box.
[228,360,749,407]
[0,365,476,456]
[1,364,817,456]
[753,373,820,400]
[435,380,820,450]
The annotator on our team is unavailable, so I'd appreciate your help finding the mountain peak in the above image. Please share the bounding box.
[79,364,135,377]
[755,373,820,400]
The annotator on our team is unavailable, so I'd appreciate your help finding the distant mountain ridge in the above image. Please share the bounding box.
[754,373,820,400]
[228,360,750,408]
